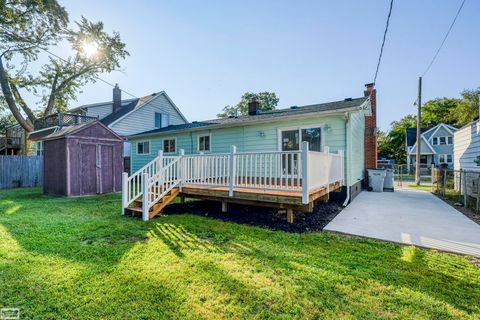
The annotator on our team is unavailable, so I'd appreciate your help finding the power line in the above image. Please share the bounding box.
[421,0,466,77]
[373,0,394,84]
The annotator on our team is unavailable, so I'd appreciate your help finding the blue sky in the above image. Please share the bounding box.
[54,0,478,131]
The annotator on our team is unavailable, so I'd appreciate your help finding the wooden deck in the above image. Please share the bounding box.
[180,180,342,211]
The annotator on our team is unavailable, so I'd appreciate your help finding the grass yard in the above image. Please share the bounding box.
[1,189,479,319]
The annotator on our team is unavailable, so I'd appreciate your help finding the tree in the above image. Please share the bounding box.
[421,98,459,126]
[217,92,279,118]
[453,88,480,125]
[0,0,129,132]
[377,130,394,159]
[387,115,417,164]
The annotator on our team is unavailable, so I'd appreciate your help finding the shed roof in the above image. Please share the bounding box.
[130,96,369,138]
[29,121,123,142]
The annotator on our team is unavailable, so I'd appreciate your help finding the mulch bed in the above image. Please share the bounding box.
[162,200,343,233]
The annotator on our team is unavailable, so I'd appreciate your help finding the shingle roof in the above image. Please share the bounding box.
[100,99,139,126]
[130,96,368,138]
[406,128,428,147]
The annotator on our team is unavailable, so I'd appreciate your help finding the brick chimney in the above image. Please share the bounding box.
[364,83,377,173]
[248,98,260,116]
[112,84,121,113]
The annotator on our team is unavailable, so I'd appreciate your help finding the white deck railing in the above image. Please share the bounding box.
[122,141,344,221]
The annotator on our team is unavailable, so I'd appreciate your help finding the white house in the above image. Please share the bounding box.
[454,119,480,172]
[67,85,188,171]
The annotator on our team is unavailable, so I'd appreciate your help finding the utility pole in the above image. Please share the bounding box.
[415,76,422,185]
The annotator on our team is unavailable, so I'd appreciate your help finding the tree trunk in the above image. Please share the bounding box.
[10,82,36,123]
[45,73,58,116]
[0,57,33,132]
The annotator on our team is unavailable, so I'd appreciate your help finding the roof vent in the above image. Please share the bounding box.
[344,98,353,101]
[152,93,157,96]
[290,105,299,109]
[192,121,198,123]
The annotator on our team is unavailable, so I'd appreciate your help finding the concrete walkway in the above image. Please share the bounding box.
[325,189,480,257]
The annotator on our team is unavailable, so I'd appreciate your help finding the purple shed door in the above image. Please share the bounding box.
[80,144,98,195]
[100,145,115,193]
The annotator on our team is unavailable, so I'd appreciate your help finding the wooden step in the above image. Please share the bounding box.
[124,188,180,219]
[148,188,179,219]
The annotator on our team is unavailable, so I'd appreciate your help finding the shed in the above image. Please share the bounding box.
[30,121,123,196]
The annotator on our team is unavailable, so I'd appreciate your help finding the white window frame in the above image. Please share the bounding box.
[446,154,452,163]
[439,136,446,145]
[36,141,44,156]
[136,140,151,155]
[447,136,453,145]
[432,137,438,145]
[277,124,325,152]
[162,137,177,154]
[197,134,211,153]
[154,113,162,129]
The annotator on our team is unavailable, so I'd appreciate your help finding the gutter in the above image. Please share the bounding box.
[343,112,352,207]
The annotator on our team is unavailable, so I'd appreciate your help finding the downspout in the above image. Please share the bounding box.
[342,112,352,207]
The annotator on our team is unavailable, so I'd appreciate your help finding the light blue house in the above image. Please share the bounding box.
[406,123,457,169]
[127,85,377,206]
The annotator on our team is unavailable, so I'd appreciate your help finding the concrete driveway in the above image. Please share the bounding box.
[325,189,480,257]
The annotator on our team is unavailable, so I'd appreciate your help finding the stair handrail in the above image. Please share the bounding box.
[146,157,181,210]
[122,151,166,212]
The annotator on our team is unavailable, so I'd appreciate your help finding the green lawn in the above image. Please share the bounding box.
[0,189,479,319]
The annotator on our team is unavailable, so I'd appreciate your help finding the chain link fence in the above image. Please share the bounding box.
[432,168,480,212]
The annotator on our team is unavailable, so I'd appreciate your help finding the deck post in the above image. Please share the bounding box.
[338,149,344,185]
[229,145,237,197]
[142,172,149,221]
[179,149,185,191]
[157,150,164,174]
[221,201,228,213]
[121,172,128,215]
[301,141,309,204]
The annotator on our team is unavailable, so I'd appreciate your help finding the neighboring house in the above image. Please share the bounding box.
[127,83,378,203]
[33,84,190,171]
[454,119,480,172]
[406,123,457,169]
[0,124,29,155]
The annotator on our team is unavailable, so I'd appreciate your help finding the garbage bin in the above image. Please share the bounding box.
[383,169,394,191]
[368,169,386,192]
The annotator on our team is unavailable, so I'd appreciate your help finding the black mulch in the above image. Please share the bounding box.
[161,199,343,233]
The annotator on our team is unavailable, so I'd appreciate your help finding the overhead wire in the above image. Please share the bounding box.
[373,0,394,84]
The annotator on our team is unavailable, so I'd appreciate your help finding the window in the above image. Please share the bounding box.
[432,137,438,145]
[154,113,162,128]
[137,141,150,155]
[155,113,170,128]
[36,141,43,156]
[280,126,323,152]
[198,135,210,152]
[439,137,446,145]
[447,136,453,145]
[280,126,323,175]
[439,154,452,163]
[163,138,176,153]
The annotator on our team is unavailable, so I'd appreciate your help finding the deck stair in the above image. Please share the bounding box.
[124,187,179,219]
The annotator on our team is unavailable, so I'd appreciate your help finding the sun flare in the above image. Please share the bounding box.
[81,40,99,58]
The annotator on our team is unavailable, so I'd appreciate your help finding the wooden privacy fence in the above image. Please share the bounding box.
[0,156,43,189]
